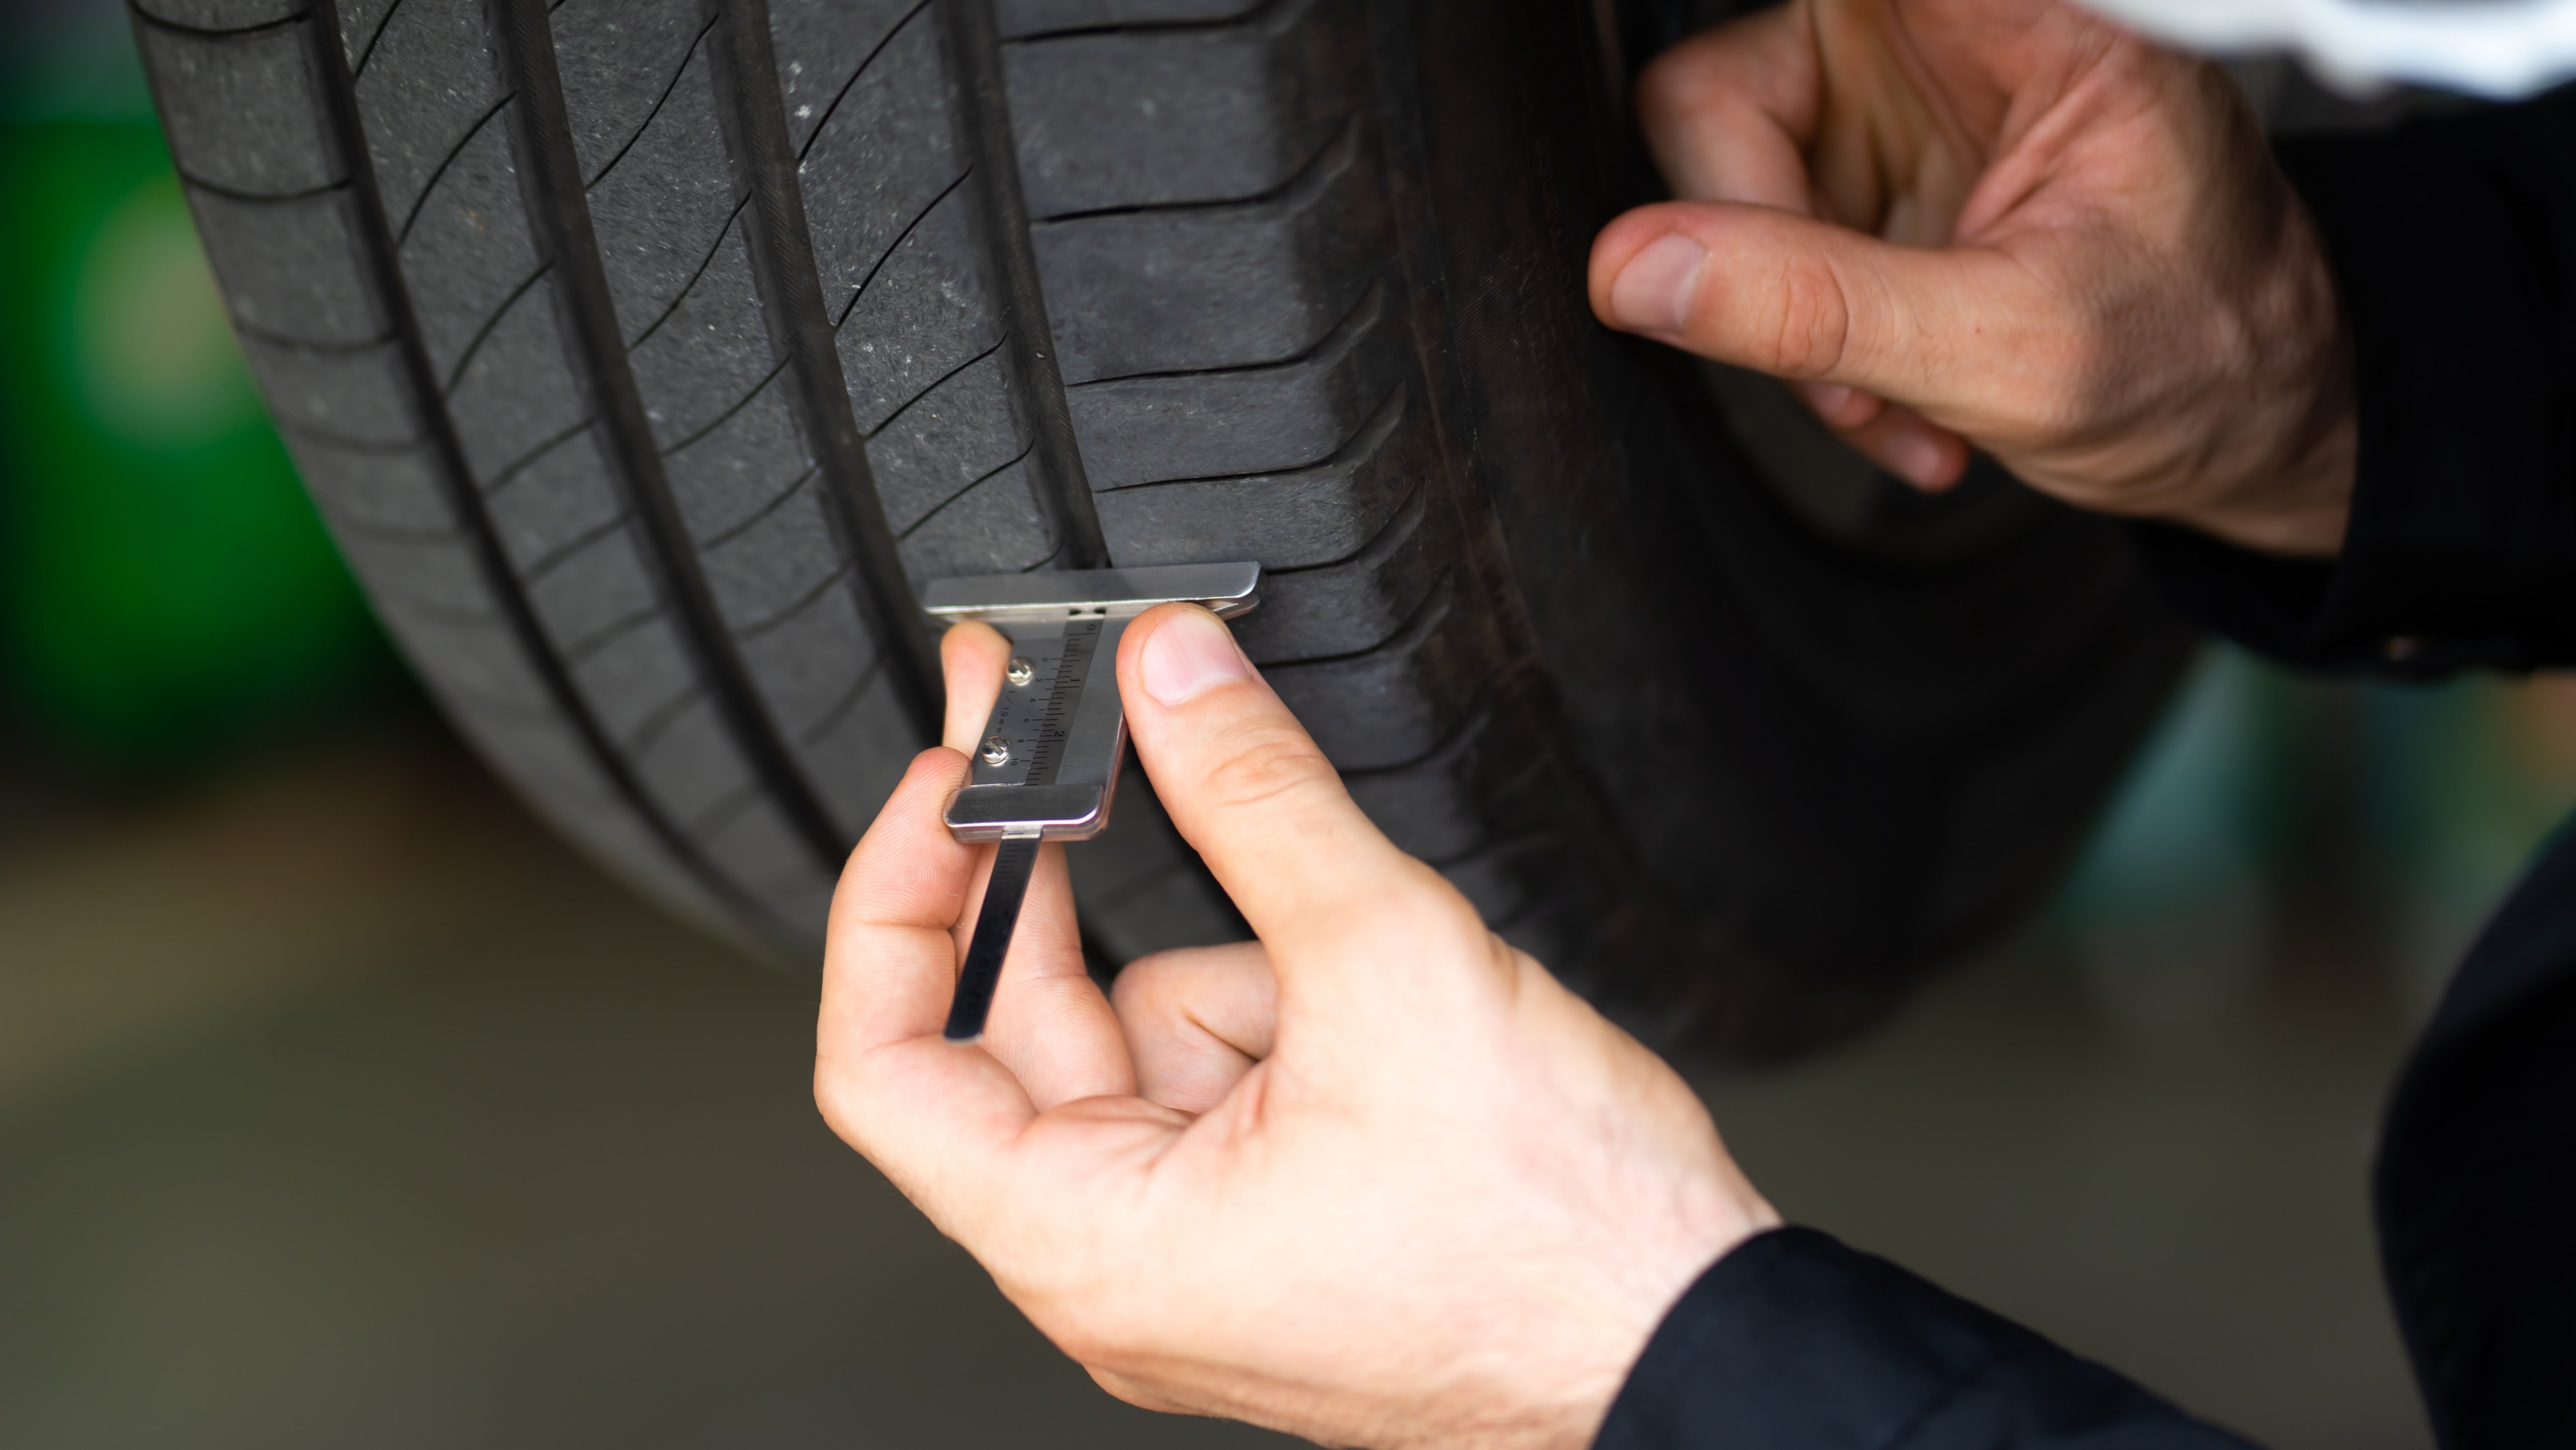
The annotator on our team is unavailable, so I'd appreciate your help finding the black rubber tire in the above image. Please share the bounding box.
[136,0,2191,1059]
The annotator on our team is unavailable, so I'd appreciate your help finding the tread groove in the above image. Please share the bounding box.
[579,15,722,189]
[623,196,755,350]
[351,0,403,75]
[392,91,517,245]
[862,338,1005,439]
[710,0,943,741]
[130,6,310,42]
[698,464,820,550]
[477,414,596,495]
[735,564,854,638]
[798,658,888,746]
[489,0,850,876]
[177,171,350,204]
[832,167,973,326]
[936,0,1107,567]
[656,357,793,455]
[897,443,1034,539]
[438,260,554,393]
[792,0,938,164]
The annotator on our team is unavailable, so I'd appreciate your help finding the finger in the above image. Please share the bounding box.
[974,839,1138,1111]
[1110,943,1277,1115]
[816,749,1035,1188]
[942,621,1012,754]
[1834,404,1973,492]
[1798,381,1884,431]
[1114,604,1475,975]
[1633,5,1819,209]
[1588,200,2060,433]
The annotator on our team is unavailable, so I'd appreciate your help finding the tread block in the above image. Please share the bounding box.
[1005,0,1360,217]
[700,800,829,898]
[585,44,740,341]
[995,0,1267,39]
[797,8,958,317]
[285,439,456,533]
[1266,578,1491,770]
[662,376,815,541]
[549,0,707,185]
[337,531,490,616]
[768,0,926,155]
[1232,481,1449,664]
[456,707,748,937]
[1032,123,1389,381]
[1068,279,1399,490]
[396,117,542,382]
[835,186,999,433]
[631,699,758,824]
[866,352,1027,530]
[186,184,382,344]
[626,222,779,442]
[139,17,340,196]
[570,617,697,739]
[337,0,400,67]
[446,275,591,485]
[485,426,624,568]
[796,673,918,834]
[700,480,846,629]
[238,334,417,444]
[737,585,879,739]
[133,0,304,28]
[353,0,506,227]
[1094,385,1423,570]
[529,525,662,655]
[897,459,1055,582]
[373,602,552,712]
[1343,709,1553,863]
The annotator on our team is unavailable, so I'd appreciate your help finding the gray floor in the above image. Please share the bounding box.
[0,719,2429,1449]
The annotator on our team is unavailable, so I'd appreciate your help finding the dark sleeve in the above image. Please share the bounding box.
[1594,1229,2253,1450]
[2127,87,2576,675]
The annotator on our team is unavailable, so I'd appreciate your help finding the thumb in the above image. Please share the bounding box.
[1589,200,2059,433]
[1116,604,1475,978]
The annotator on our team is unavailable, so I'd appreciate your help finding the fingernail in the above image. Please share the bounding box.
[1609,233,1708,334]
[1885,430,1945,489]
[1140,608,1252,707]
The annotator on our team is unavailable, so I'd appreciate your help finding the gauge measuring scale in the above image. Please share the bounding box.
[924,563,1262,1040]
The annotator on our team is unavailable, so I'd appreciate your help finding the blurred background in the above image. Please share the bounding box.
[3,3,2567,1447]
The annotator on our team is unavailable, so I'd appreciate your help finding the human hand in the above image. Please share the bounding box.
[1589,0,2357,556]
[816,607,1778,1449]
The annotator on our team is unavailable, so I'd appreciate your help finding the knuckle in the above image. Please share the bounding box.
[1755,253,1853,378]
[1201,720,1337,814]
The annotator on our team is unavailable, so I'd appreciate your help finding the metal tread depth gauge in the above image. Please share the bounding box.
[923,563,1262,1042]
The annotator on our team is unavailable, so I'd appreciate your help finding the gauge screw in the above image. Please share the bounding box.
[1006,657,1035,687]
[980,737,1011,767]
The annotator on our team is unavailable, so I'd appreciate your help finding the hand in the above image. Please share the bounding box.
[816,607,1779,1449]
[1589,0,2357,557]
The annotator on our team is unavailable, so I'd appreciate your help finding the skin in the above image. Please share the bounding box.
[819,4,2362,1444]
[1589,0,2358,556]
[819,610,1776,1449]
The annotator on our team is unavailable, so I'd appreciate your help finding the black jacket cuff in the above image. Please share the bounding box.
[1594,1228,2249,1450]
[2130,91,2576,675]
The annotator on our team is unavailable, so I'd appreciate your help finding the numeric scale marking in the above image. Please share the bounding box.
[921,565,1262,1041]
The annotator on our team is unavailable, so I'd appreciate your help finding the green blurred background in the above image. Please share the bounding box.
[3,3,2570,1448]
[0,0,397,774]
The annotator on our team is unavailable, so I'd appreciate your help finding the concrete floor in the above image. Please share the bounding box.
[0,716,2431,1449]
